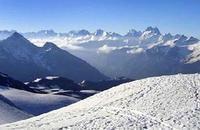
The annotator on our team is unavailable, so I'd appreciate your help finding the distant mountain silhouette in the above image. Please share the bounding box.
[0,32,108,82]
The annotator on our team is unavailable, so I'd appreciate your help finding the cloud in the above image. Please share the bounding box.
[97,45,144,54]
[65,44,85,50]
[97,45,116,54]
[126,48,144,54]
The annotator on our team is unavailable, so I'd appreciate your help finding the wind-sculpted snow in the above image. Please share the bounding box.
[0,93,32,125]
[1,74,200,129]
[0,86,79,115]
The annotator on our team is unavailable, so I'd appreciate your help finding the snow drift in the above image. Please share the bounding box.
[0,93,32,125]
[1,74,200,129]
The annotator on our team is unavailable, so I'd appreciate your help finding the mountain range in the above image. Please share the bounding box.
[1,27,200,80]
[0,32,107,82]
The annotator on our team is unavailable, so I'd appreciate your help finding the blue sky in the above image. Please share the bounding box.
[0,0,199,38]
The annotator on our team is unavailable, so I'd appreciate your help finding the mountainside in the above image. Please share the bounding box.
[0,72,34,92]
[0,93,32,125]
[0,32,107,82]
[1,74,200,129]
[27,76,82,92]
[79,77,133,91]
[26,76,93,99]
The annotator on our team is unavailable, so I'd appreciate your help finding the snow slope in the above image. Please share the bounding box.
[0,93,32,125]
[1,74,200,129]
[0,86,79,115]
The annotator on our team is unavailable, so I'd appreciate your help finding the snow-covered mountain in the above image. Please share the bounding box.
[23,30,58,38]
[0,32,107,82]
[0,27,197,47]
[1,74,200,129]
[0,29,124,46]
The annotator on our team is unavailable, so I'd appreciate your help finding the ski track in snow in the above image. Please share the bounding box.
[1,74,200,129]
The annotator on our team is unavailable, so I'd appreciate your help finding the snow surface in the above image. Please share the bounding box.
[45,76,59,80]
[0,86,79,115]
[33,78,42,82]
[1,74,200,129]
[0,91,32,125]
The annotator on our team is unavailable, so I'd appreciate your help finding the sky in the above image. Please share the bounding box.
[0,0,199,38]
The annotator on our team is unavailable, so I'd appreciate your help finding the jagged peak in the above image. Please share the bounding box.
[68,29,90,36]
[78,29,90,34]
[145,26,161,35]
[128,29,138,33]
[164,33,172,37]
[38,29,56,34]
[107,32,122,37]
[179,35,188,40]
[9,32,24,39]
[43,42,59,49]
[4,32,32,45]
[188,36,199,42]
[95,29,107,36]
[125,29,142,37]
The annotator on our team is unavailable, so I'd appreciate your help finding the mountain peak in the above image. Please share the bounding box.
[145,26,161,35]
[187,36,199,44]
[107,32,122,37]
[128,29,138,33]
[78,29,90,35]
[10,32,24,39]
[95,29,106,36]
[163,33,173,39]
[43,42,59,50]
[5,32,31,44]
[125,29,142,37]
[179,35,188,41]
[68,29,90,37]
[38,30,56,34]
[188,36,199,42]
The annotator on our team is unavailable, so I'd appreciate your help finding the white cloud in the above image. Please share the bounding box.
[97,45,116,54]
[97,45,144,54]
[65,44,85,51]
[126,48,144,54]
